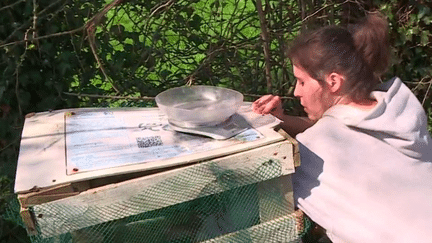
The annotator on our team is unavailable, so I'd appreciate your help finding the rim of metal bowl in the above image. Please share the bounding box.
[155,85,243,109]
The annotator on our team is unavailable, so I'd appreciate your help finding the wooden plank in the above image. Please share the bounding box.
[18,182,91,208]
[15,107,284,194]
[202,213,301,243]
[277,128,300,167]
[20,207,37,235]
[32,140,295,238]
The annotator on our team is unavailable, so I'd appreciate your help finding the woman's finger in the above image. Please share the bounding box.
[252,95,275,114]
[262,96,282,114]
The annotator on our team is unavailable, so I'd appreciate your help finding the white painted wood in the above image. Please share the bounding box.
[32,141,295,238]
[15,109,67,194]
[15,106,285,193]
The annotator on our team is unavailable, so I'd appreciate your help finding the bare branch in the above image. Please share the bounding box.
[0,26,86,48]
[15,69,22,116]
[301,0,351,24]
[30,0,40,50]
[256,0,272,93]
[0,137,20,153]
[37,0,65,16]
[62,91,295,101]
[1,0,67,46]
[32,0,37,31]
[85,0,126,94]
[63,92,155,100]
[86,27,121,93]
[150,0,175,18]
[243,93,295,100]
[422,78,432,106]
[0,0,25,12]
[0,0,125,49]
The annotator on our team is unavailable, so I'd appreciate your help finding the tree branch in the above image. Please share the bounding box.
[15,68,22,116]
[0,0,25,12]
[301,0,351,24]
[85,0,127,94]
[421,78,432,106]
[243,93,295,100]
[149,0,175,18]
[63,92,155,100]
[1,0,67,46]
[0,0,125,49]
[0,25,86,48]
[256,0,272,93]
[62,91,296,101]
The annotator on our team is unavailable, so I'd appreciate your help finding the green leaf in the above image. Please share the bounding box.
[188,34,203,46]
[58,63,71,76]
[18,73,29,88]
[418,5,430,20]
[212,0,220,10]
[190,14,202,31]
[160,70,172,79]
[26,44,36,50]
[185,7,194,17]
[423,16,432,25]
[421,30,430,46]
[59,51,73,62]
[0,86,5,100]
[153,32,161,41]
[110,24,125,36]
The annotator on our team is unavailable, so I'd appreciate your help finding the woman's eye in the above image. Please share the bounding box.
[295,79,304,87]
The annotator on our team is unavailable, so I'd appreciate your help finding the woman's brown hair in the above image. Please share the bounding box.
[287,12,390,102]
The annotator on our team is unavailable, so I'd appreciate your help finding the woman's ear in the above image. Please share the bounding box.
[325,72,345,93]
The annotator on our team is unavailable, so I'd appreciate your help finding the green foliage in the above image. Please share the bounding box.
[0,0,104,184]
[381,0,432,111]
[82,0,273,97]
[0,219,31,243]
[0,1,104,241]
[0,176,12,214]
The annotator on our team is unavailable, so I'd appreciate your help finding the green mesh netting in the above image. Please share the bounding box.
[5,158,311,243]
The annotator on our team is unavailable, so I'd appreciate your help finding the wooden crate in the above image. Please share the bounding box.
[15,105,300,241]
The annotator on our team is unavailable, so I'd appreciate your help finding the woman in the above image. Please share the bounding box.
[253,12,432,243]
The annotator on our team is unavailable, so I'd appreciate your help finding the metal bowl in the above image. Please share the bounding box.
[155,86,243,128]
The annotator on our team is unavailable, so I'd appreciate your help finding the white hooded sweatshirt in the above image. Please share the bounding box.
[293,77,432,243]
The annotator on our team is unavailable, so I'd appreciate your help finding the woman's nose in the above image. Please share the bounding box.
[293,82,301,98]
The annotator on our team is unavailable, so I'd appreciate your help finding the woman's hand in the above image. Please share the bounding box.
[252,95,315,137]
[252,95,284,119]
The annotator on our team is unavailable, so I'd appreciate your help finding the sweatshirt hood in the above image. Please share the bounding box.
[323,77,431,159]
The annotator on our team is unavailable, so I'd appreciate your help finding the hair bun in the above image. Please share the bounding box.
[349,11,390,77]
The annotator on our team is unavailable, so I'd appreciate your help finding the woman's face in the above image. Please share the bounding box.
[293,65,333,121]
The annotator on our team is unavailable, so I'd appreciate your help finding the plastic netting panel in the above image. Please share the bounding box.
[6,158,307,243]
